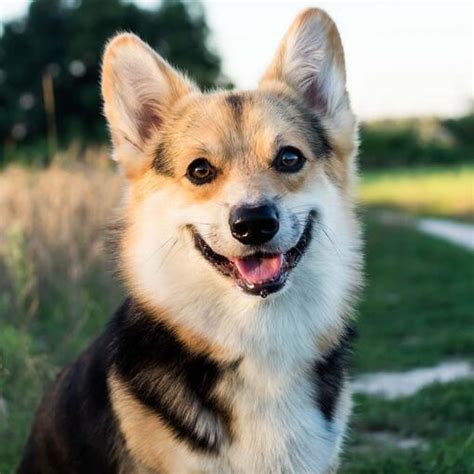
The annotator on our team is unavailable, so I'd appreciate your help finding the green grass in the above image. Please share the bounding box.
[343,380,474,473]
[342,216,474,472]
[1,192,473,471]
[354,216,474,373]
[0,325,55,472]
[360,164,474,221]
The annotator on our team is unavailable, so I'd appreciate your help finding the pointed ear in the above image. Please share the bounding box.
[260,9,349,119]
[101,33,196,172]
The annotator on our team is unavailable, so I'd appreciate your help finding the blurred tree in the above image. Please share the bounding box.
[442,113,474,148]
[0,0,226,161]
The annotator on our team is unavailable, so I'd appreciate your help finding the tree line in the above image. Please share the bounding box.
[0,0,227,164]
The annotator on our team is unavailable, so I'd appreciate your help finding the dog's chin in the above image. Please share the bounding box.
[190,211,316,298]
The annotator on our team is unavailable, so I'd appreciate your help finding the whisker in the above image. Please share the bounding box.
[140,235,176,264]
[211,201,227,208]
[157,238,178,271]
[316,223,343,260]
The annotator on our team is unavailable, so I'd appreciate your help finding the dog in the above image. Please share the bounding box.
[19,8,361,473]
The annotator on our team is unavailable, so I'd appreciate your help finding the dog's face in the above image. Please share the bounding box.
[102,9,359,308]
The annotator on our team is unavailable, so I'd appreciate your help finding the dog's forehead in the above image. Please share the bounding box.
[174,91,277,138]
[168,90,330,166]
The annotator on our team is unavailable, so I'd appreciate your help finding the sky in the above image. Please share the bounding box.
[1,0,473,120]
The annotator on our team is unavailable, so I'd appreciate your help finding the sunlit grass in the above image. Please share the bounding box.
[359,164,474,220]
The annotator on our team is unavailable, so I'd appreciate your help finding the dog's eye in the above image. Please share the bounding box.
[272,147,306,173]
[186,158,217,185]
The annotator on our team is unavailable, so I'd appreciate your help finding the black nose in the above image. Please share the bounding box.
[229,203,279,245]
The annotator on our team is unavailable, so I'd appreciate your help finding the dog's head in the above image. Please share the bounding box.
[102,9,359,308]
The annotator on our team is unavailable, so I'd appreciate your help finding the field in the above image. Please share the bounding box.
[0,160,473,472]
[360,164,474,221]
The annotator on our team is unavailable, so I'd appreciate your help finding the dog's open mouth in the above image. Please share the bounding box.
[192,211,316,297]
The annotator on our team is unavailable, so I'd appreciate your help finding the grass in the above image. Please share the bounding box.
[342,216,474,472]
[0,160,473,472]
[344,380,474,473]
[0,159,123,472]
[353,216,474,373]
[359,164,474,221]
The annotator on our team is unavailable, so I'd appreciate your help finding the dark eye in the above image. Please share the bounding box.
[186,158,217,185]
[272,146,306,173]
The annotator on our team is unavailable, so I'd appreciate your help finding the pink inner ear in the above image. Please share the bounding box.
[136,102,162,142]
[305,80,329,115]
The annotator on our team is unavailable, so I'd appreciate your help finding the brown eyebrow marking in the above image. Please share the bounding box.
[152,142,174,177]
[226,93,245,123]
[269,134,285,162]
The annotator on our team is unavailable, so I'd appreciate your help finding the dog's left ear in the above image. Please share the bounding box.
[260,8,350,120]
[101,33,197,176]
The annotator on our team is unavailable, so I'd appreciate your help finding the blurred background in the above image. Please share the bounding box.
[0,0,472,472]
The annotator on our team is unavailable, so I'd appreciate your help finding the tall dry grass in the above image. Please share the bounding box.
[0,148,125,469]
[0,149,124,343]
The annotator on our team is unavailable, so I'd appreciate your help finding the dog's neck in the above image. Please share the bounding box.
[121,261,352,381]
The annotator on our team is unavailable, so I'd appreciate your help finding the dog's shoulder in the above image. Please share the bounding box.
[313,323,357,422]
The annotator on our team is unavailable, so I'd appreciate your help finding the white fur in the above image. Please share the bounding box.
[106,10,360,474]
[122,166,360,473]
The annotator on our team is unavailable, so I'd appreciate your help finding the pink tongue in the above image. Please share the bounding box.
[232,254,283,284]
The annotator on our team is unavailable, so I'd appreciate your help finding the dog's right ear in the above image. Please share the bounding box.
[101,33,196,177]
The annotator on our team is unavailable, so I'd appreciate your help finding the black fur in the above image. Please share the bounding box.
[152,142,174,176]
[268,92,332,160]
[313,324,357,422]
[304,109,332,159]
[110,299,233,453]
[288,96,332,160]
[19,298,355,472]
[18,297,233,473]
[226,93,245,123]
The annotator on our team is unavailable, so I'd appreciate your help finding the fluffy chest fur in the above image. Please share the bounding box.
[205,360,351,474]
[109,298,355,474]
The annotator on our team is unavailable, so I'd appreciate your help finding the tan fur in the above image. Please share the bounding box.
[315,324,348,359]
[260,9,347,113]
[101,7,361,474]
[260,8,346,86]
[109,373,185,473]
[102,33,197,178]
[141,301,235,363]
[119,87,353,215]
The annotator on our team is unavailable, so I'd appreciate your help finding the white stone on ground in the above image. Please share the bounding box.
[356,432,429,451]
[353,361,474,399]
[375,211,474,251]
[417,218,474,251]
